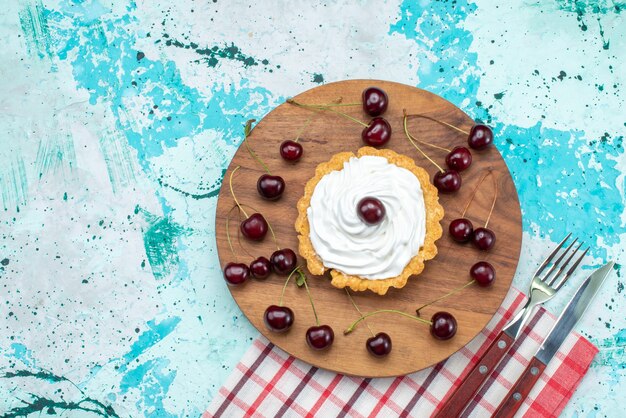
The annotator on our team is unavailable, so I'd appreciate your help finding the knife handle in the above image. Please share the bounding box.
[493,356,547,418]
[434,331,514,418]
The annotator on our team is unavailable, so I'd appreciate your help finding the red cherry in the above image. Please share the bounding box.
[430,311,457,340]
[223,262,249,286]
[472,227,496,251]
[306,325,334,350]
[470,261,496,287]
[449,218,474,242]
[366,332,392,357]
[264,305,294,332]
[257,174,285,200]
[433,170,462,193]
[250,256,271,280]
[362,117,391,147]
[445,146,472,172]
[270,248,297,275]
[240,213,268,241]
[280,140,303,162]
[357,197,386,225]
[362,87,389,117]
[468,125,493,150]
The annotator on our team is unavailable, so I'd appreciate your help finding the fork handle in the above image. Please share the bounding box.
[492,356,547,418]
[434,331,514,418]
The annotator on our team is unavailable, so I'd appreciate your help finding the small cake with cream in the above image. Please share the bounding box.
[295,147,444,295]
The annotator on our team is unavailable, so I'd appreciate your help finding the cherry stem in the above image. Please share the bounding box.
[305,102,361,107]
[415,280,475,317]
[301,270,320,326]
[402,113,451,153]
[243,119,271,175]
[225,205,239,261]
[293,116,313,143]
[240,203,280,251]
[461,169,493,218]
[402,110,445,173]
[287,98,369,128]
[405,113,470,136]
[345,289,375,337]
[484,172,498,229]
[344,309,431,335]
[292,97,345,142]
[229,166,249,218]
[278,266,301,307]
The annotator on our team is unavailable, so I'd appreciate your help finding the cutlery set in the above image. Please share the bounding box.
[435,234,615,417]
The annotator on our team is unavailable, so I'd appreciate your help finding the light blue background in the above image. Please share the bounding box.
[0,0,624,416]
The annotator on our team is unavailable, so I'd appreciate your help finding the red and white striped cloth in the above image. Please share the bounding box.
[204,288,597,417]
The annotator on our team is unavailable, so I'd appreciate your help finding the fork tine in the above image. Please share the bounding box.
[554,246,589,290]
[542,237,578,283]
[546,241,582,286]
[536,233,572,276]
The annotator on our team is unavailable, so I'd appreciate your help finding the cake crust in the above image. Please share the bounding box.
[295,147,444,295]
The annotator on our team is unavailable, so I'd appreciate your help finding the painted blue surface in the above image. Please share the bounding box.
[1,0,624,416]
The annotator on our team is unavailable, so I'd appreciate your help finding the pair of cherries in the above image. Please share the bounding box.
[361,86,392,147]
[264,267,335,351]
[223,248,297,286]
[449,218,496,251]
[286,86,392,150]
[362,311,457,358]
[242,120,288,201]
[264,305,335,350]
[347,309,458,359]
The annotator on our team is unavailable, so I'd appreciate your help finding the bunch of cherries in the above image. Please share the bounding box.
[402,110,494,194]
[223,120,336,350]
[286,86,393,149]
[264,267,335,351]
[449,170,498,252]
[222,119,301,285]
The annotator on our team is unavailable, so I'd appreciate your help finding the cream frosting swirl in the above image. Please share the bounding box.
[307,155,426,280]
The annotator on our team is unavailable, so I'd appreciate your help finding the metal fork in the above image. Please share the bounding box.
[435,233,588,418]
[503,233,588,340]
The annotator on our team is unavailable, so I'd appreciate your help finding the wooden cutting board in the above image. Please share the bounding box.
[214,80,522,377]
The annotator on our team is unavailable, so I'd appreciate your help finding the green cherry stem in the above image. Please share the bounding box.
[225,205,239,261]
[287,99,369,128]
[345,289,374,337]
[402,113,452,153]
[405,113,470,136]
[278,266,302,307]
[229,166,249,218]
[292,97,345,142]
[301,270,320,326]
[461,170,492,218]
[303,102,361,107]
[403,110,445,173]
[415,280,476,317]
[344,309,431,335]
[243,119,271,175]
[293,116,314,143]
[484,173,498,229]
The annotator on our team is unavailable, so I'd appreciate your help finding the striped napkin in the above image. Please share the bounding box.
[204,288,597,417]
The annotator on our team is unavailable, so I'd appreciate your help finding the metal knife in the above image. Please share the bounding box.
[493,261,615,418]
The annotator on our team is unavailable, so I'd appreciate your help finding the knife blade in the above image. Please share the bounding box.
[493,261,615,418]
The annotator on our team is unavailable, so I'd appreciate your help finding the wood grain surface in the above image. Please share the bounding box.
[214,80,522,377]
